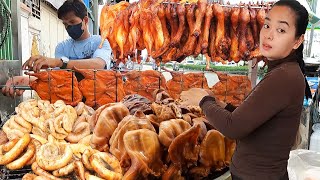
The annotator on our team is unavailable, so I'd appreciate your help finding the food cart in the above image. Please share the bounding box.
[0,0,319,179]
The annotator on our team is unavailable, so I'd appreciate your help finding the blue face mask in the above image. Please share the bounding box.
[66,21,84,40]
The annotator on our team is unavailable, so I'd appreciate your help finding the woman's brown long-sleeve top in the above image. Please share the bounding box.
[199,53,305,180]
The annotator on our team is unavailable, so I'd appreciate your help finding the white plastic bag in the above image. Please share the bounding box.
[288,149,320,180]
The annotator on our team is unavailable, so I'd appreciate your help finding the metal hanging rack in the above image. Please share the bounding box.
[47,68,52,103]
[93,69,97,108]
[160,0,272,9]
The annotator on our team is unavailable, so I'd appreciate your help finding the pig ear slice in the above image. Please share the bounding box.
[168,124,201,168]
[199,129,226,170]
[158,119,191,148]
[123,129,165,179]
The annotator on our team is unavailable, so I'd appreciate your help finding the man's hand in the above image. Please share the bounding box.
[1,76,31,98]
[22,55,62,72]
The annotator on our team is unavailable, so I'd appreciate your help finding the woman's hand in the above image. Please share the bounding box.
[216,100,227,108]
[179,88,214,106]
[22,55,62,72]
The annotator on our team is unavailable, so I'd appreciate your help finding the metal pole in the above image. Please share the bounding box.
[92,0,99,35]
[248,59,258,88]
[311,0,318,14]
[307,24,315,57]
[11,0,22,62]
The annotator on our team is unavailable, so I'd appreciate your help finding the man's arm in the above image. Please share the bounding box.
[92,36,112,69]
[55,39,108,69]
[22,56,106,72]
[23,37,111,72]
[1,76,37,98]
[63,58,106,69]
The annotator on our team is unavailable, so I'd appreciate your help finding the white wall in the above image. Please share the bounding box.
[40,3,69,58]
[20,7,31,63]
[20,2,68,100]
[20,2,68,61]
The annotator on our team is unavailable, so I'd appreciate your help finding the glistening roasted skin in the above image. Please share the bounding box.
[76,69,125,107]
[90,103,130,152]
[199,130,226,170]
[229,7,241,62]
[213,3,231,61]
[114,9,130,60]
[149,7,165,51]
[166,71,209,99]
[123,129,165,180]
[249,6,266,60]
[162,164,185,180]
[109,111,156,169]
[127,5,142,56]
[151,3,171,58]
[200,4,214,54]
[188,129,230,178]
[75,68,125,108]
[192,0,207,37]
[140,9,155,57]
[123,70,167,101]
[171,3,186,47]
[99,1,267,65]
[158,119,191,148]
[183,4,197,56]
[238,5,251,60]
[99,1,130,51]
[168,124,201,169]
[27,71,82,106]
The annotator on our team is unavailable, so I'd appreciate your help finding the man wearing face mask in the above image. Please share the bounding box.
[2,0,112,97]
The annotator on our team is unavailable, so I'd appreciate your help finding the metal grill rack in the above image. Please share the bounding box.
[1,66,254,108]
[0,165,229,180]
[0,166,32,180]
[91,69,123,108]
[0,165,80,180]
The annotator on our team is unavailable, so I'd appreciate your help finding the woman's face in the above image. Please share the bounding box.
[259,6,303,60]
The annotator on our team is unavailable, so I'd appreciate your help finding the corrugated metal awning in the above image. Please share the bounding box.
[44,0,104,9]
[44,0,65,9]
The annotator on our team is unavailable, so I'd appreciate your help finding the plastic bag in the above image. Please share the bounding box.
[288,149,320,180]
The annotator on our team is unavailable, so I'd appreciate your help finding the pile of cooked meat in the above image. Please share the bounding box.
[0,91,235,179]
[100,0,268,69]
[27,70,251,107]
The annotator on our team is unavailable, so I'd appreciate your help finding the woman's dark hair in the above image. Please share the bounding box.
[273,0,312,99]
[58,0,88,20]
